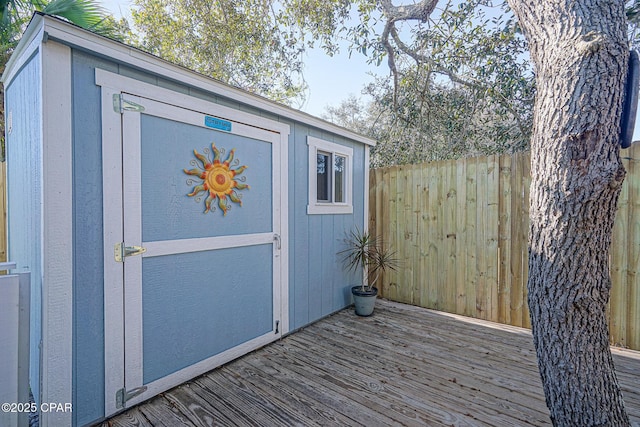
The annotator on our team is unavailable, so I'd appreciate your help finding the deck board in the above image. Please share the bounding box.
[100,300,640,426]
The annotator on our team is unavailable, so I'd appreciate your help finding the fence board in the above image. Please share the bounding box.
[455,160,467,315]
[464,158,478,317]
[498,154,512,325]
[612,156,630,346]
[521,154,532,329]
[427,162,440,308]
[444,162,457,313]
[511,152,529,328]
[508,154,522,327]
[487,156,500,322]
[412,166,422,306]
[476,158,489,320]
[400,165,414,304]
[625,146,640,350]
[388,167,399,301]
[370,149,640,350]
[420,164,431,308]
[379,166,389,279]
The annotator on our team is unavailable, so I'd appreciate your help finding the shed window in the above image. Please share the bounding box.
[308,136,353,215]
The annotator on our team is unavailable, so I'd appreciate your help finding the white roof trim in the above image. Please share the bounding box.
[2,15,45,86]
[4,14,375,146]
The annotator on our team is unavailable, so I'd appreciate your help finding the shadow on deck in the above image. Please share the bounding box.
[100,299,640,426]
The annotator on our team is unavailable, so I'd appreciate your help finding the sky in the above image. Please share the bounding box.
[100,0,640,142]
[99,0,382,118]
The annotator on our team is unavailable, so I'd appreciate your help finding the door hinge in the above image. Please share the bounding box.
[114,242,147,262]
[275,320,280,334]
[113,94,145,113]
[116,386,147,409]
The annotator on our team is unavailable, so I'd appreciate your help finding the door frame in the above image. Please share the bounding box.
[97,69,290,417]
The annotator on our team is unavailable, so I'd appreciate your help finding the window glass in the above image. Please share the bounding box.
[317,152,330,202]
[334,155,345,203]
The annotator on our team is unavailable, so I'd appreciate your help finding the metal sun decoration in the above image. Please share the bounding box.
[184,143,249,216]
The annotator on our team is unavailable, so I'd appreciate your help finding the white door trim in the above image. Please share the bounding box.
[143,233,274,257]
[98,72,289,417]
[95,69,290,137]
[100,84,126,418]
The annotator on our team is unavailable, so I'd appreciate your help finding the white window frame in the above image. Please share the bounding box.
[307,136,353,215]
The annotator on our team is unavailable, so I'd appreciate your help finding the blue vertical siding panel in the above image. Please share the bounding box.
[332,214,350,308]
[5,52,43,406]
[306,126,326,324]
[320,214,336,315]
[352,138,366,221]
[306,213,324,323]
[288,127,367,330]
[304,129,324,325]
[71,51,110,425]
[290,122,311,329]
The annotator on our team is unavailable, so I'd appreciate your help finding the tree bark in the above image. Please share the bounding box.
[506,1,630,425]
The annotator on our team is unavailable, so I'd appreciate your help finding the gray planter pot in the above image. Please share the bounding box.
[351,286,378,316]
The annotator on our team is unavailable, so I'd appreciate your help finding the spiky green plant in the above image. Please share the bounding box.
[338,227,399,292]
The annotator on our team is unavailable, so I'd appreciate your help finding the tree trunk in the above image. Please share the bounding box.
[506,1,631,425]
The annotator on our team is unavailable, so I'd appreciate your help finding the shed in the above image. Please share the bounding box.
[2,14,374,426]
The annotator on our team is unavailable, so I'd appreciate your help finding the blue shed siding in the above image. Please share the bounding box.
[5,52,43,407]
[64,47,367,426]
[288,122,365,331]
[71,51,108,426]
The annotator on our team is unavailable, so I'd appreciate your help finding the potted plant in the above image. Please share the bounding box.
[339,227,399,316]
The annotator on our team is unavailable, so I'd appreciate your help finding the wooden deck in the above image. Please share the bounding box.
[100,300,640,427]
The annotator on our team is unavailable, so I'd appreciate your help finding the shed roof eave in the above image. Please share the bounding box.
[2,14,45,86]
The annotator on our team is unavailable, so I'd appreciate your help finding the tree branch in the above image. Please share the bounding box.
[379,0,439,22]
[381,20,399,104]
[378,1,474,106]
[377,2,529,141]
[389,25,481,89]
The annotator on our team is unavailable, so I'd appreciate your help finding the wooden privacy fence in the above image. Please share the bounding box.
[369,145,640,350]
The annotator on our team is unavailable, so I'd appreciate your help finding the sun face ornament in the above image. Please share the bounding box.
[184,143,249,216]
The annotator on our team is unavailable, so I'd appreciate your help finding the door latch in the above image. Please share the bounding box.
[273,234,281,250]
[114,243,146,262]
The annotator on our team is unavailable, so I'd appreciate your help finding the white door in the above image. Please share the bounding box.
[100,74,289,417]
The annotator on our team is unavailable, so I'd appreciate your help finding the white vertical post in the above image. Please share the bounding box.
[0,269,30,427]
[0,274,20,427]
[17,272,31,427]
[40,39,73,427]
